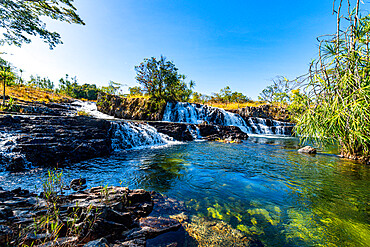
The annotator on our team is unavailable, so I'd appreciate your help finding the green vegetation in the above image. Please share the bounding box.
[16,170,99,246]
[0,0,84,49]
[135,55,195,102]
[258,76,295,104]
[292,1,370,162]
[0,63,15,105]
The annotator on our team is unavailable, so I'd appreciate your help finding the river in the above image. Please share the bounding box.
[0,134,368,246]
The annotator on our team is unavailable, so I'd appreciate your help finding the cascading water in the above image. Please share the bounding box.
[0,132,31,171]
[71,100,115,119]
[162,102,293,136]
[110,121,180,151]
[71,101,180,149]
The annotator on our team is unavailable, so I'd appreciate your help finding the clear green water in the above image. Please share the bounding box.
[1,136,369,246]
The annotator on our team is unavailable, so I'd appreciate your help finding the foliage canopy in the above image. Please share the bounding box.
[0,0,84,48]
[135,56,194,102]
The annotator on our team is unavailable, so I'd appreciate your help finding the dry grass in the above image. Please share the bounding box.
[204,102,267,110]
[121,94,150,99]
[1,84,71,103]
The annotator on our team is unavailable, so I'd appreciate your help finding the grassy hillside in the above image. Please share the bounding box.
[1,85,71,103]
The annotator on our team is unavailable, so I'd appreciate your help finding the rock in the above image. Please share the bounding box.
[145,122,194,141]
[84,237,109,247]
[183,216,264,247]
[146,122,248,142]
[0,225,13,244]
[5,155,26,172]
[298,146,317,154]
[139,216,181,239]
[0,206,13,220]
[70,178,87,191]
[97,93,166,121]
[0,115,112,167]
[114,238,146,247]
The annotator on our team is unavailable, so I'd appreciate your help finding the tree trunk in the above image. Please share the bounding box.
[2,79,5,106]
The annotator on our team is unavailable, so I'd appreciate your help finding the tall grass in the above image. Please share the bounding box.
[294,0,370,162]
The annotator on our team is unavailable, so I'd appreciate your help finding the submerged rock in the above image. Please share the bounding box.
[182,216,264,247]
[298,146,317,154]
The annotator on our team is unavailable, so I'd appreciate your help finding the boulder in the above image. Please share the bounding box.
[84,238,109,247]
[298,146,317,154]
[70,178,87,191]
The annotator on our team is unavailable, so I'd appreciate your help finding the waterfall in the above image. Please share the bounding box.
[0,132,31,171]
[162,102,293,136]
[110,121,180,151]
[71,100,115,119]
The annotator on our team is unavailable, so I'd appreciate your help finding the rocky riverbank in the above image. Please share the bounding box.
[0,182,263,247]
[0,185,182,246]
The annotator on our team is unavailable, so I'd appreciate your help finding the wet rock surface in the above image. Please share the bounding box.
[198,124,249,141]
[0,185,264,247]
[147,121,249,142]
[146,122,195,141]
[0,115,112,170]
[0,114,249,171]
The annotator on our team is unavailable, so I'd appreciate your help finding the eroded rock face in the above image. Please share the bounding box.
[229,105,291,122]
[0,115,112,170]
[146,122,195,141]
[97,93,165,121]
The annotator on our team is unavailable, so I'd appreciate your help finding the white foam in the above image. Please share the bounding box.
[71,100,115,119]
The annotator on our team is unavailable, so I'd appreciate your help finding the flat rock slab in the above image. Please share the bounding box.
[0,115,112,171]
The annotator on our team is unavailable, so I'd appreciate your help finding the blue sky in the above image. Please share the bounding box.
[1,0,355,99]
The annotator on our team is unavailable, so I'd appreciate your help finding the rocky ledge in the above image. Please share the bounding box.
[229,105,291,122]
[0,115,112,171]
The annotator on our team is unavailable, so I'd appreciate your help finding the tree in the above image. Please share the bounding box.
[101,81,124,95]
[135,56,194,102]
[0,0,84,49]
[129,86,144,97]
[0,64,15,105]
[220,86,232,105]
[28,75,54,90]
[294,0,370,162]
[258,76,294,104]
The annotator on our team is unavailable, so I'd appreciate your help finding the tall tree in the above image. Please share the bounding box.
[0,63,15,105]
[0,0,84,48]
[135,56,194,102]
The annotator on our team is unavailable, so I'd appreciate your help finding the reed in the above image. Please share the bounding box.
[294,0,370,162]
